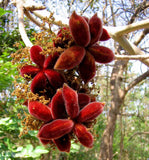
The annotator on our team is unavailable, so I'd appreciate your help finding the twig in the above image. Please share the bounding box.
[24,9,49,30]
[128,131,149,141]
[134,28,149,45]
[124,70,149,94]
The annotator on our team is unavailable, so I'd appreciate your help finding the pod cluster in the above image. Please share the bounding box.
[20,11,114,152]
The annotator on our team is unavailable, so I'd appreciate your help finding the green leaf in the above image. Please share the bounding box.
[0,8,12,17]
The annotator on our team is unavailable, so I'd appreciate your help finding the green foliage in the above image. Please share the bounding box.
[0,8,12,17]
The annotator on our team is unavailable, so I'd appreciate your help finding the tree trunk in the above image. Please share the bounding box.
[99,60,127,160]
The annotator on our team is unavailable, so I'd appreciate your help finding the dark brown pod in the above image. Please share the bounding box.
[69,11,91,47]
[54,45,85,70]
[89,13,103,45]
[38,119,74,140]
[88,44,114,63]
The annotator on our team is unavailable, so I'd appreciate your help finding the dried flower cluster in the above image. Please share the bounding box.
[13,11,114,152]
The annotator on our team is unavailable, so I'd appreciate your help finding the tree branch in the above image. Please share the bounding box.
[124,70,149,94]
[106,19,149,37]
[15,0,33,47]
[128,131,149,141]
[134,28,149,45]
[24,9,49,30]
[115,55,149,60]
[111,36,149,67]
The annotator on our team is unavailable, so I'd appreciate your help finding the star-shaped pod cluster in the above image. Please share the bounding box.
[20,45,65,95]
[17,11,114,153]
[54,11,114,83]
[28,84,104,152]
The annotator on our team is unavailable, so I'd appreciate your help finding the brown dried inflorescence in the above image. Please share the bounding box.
[12,11,114,153]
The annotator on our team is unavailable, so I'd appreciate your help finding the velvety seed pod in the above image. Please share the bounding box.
[51,89,67,119]
[78,93,91,109]
[82,16,89,23]
[99,28,111,41]
[73,123,93,148]
[28,101,53,122]
[78,52,96,83]
[31,72,47,94]
[43,52,59,69]
[30,45,45,68]
[88,44,114,63]
[62,83,79,119]
[53,134,71,152]
[54,46,85,70]
[39,138,51,145]
[77,102,104,123]
[20,65,40,78]
[38,119,74,140]
[44,70,65,89]
[69,11,91,47]
[89,13,103,45]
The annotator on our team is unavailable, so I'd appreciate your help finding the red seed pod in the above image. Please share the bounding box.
[44,70,65,89]
[69,11,91,47]
[38,119,74,140]
[62,83,79,119]
[73,123,93,148]
[53,134,71,152]
[54,45,85,70]
[28,101,52,122]
[43,52,59,69]
[30,72,47,94]
[89,13,103,45]
[78,51,96,83]
[77,102,104,123]
[20,65,40,78]
[30,45,45,68]
[51,89,67,119]
[99,28,111,41]
[78,93,91,109]
[88,44,114,64]
[39,138,51,145]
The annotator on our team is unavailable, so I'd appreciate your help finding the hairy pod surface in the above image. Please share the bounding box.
[53,134,71,152]
[28,101,52,122]
[51,89,67,119]
[89,13,103,45]
[69,11,91,47]
[88,44,114,63]
[62,83,79,119]
[79,52,96,83]
[38,119,74,140]
[30,45,45,68]
[74,123,93,148]
[77,102,104,122]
